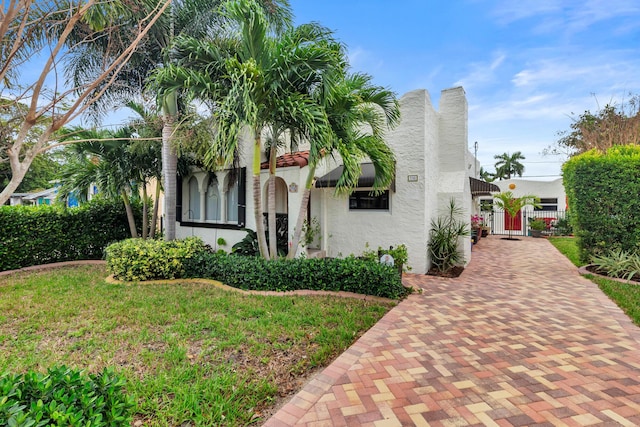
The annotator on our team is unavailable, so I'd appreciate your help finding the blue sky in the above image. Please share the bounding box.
[290,0,640,179]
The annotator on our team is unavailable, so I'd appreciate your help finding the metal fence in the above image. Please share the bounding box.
[485,210,568,236]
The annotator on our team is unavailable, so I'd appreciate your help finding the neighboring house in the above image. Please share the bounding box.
[8,183,99,207]
[483,178,567,235]
[175,86,480,273]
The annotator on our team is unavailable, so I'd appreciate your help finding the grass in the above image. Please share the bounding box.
[548,236,582,266]
[0,265,396,426]
[549,236,640,327]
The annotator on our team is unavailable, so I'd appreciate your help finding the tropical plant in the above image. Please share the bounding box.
[57,127,143,238]
[493,191,540,240]
[428,199,470,273]
[493,151,526,180]
[529,218,547,231]
[479,166,495,182]
[64,0,291,242]
[154,0,341,258]
[288,71,400,258]
[590,250,640,281]
[0,0,171,205]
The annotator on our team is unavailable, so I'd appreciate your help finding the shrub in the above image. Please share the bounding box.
[428,199,469,272]
[0,198,141,272]
[0,366,135,426]
[591,250,640,281]
[563,145,640,262]
[187,253,410,299]
[105,237,211,281]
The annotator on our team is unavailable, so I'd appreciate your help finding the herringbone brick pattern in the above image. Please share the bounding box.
[264,236,640,426]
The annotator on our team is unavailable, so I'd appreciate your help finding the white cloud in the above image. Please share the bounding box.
[454,51,506,89]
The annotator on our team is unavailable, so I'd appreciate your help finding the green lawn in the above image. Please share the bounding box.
[549,236,640,327]
[0,265,396,426]
[548,236,582,266]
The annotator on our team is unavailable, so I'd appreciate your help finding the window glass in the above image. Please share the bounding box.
[349,190,389,210]
[205,178,220,220]
[226,179,238,222]
[188,177,200,220]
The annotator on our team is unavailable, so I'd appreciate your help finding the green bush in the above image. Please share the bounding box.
[106,238,410,298]
[591,249,640,281]
[105,237,211,281]
[0,366,135,426]
[563,145,640,262]
[0,198,141,272]
[188,252,411,299]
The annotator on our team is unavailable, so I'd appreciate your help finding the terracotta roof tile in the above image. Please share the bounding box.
[260,151,309,169]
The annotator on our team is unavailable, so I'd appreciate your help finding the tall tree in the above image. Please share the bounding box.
[479,166,495,183]
[552,95,640,156]
[0,0,171,205]
[494,151,525,180]
[154,0,340,258]
[288,72,399,258]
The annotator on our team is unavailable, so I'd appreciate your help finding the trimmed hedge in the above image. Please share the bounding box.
[105,237,209,281]
[0,198,140,272]
[0,366,135,426]
[563,145,640,262]
[105,238,410,299]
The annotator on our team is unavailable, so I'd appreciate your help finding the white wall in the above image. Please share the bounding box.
[495,178,566,212]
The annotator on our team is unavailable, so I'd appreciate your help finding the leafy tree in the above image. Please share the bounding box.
[494,151,525,180]
[493,191,540,240]
[0,0,171,205]
[552,95,640,156]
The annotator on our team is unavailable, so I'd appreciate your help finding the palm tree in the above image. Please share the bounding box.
[287,72,400,258]
[479,166,495,182]
[58,128,142,238]
[154,0,341,258]
[493,191,540,240]
[66,0,292,241]
[494,151,526,180]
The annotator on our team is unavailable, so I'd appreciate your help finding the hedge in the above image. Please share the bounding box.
[0,198,141,272]
[105,238,411,300]
[563,145,640,262]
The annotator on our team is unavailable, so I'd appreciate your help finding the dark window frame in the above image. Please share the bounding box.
[348,190,390,211]
[177,167,246,229]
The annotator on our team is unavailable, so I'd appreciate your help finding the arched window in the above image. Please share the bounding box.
[188,177,200,220]
[226,177,238,222]
[205,177,220,220]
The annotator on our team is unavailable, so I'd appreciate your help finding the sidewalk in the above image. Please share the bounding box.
[264,236,640,426]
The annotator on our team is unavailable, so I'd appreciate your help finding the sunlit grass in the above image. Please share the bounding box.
[548,236,640,328]
[0,265,395,425]
[549,236,582,266]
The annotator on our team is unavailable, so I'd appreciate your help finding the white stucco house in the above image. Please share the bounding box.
[174,86,485,273]
[479,178,567,236]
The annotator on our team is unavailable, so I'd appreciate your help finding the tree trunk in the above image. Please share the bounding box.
[162,93,178,241]
[0,132,40,205]
[141,184,149,239]
[252,133,269,258]
[121,189,139,238]
[267,144,278,259]
[149,180,161,239]
[287,166,315,259]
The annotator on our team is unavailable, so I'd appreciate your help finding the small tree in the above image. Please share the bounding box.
[493,191,540,240]
[0,0,171,205]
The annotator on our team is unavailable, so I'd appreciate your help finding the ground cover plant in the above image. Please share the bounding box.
[0,265,395,425]
[549,237,640,326]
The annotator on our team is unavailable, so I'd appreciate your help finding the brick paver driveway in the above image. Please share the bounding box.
[265,236,640,426]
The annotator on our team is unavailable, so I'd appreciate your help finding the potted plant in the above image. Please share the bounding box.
[471,214,483,242]
[529,218,547,238]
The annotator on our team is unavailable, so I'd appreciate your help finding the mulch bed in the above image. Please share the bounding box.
[583,265,640,284]
[426,266,465,278]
